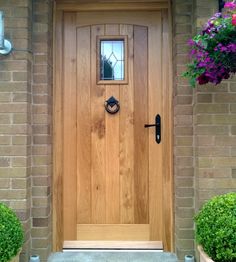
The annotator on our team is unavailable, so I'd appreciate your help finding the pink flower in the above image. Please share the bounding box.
[232,14,236,25]
[224,2,236,9]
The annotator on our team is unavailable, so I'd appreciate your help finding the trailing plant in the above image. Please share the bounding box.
[183,1,236,87]
[194,192,236,262]
[0,203,24,262]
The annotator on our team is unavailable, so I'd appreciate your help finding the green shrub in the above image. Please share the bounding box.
[0,203,24,262]
[194,192,236,262]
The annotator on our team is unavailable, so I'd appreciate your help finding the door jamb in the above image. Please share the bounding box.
[53,0,173,252]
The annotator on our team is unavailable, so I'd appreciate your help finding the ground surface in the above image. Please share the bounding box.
[48,251,178,262]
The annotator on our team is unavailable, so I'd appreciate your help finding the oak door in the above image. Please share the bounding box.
[57,10,172,248]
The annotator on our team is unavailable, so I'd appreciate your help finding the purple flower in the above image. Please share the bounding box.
[215,43,236,53]
[213,13,222,18]
[224,2,236,9]
[220,46,228,51]
[226,43,236,52]
[197,74,209,85]
[188,39,195,46]
[190,49,197,56]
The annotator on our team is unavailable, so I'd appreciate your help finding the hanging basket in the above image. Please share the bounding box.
[183,1,236,87]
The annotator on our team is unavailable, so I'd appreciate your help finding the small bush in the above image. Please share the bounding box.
[0,203,24,262]
[194,192,236,262]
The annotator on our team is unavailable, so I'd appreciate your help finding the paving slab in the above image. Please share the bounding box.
[48,251,178,262]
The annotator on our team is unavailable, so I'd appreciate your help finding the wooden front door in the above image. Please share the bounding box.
[54,3,173,251]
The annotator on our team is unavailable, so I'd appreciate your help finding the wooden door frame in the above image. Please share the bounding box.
[53,0,173,252]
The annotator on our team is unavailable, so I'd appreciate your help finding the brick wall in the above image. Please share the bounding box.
[172,0,195,260]
[0,0,53,261]
[0,0,32,260]
[194,0,236,206]
[174,0,236,261]
[31,0,53,260]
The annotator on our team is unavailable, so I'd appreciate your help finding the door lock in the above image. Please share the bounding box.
[144,114,161,144]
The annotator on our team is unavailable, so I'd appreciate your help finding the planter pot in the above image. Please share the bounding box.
[198,246,214,262]
[9,249,21,262]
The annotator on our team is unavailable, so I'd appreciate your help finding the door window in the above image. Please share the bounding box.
[97,36,128,84]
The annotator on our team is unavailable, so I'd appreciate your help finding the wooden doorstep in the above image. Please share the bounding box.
[63,241,163,250]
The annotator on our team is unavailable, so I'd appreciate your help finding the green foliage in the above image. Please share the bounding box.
[0,203,24,262]
[194,192,236,262]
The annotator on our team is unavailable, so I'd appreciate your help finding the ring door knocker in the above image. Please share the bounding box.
[104,96,120,114]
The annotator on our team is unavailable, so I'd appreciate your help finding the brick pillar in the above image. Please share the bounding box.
[0,0,32,261]
[172,0,195,260]
[31,0,53,261]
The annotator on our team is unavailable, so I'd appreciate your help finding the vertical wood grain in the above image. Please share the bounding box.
[162,9,174,251]
[91,24,106,224]
[77,26,91,224]
[104,24,120,223]
[63,12,77,240]
[119,24,135,224]
[133,25,149,224]
[53,9,63,251]
[149,13,163,240]
[57,9,173,248]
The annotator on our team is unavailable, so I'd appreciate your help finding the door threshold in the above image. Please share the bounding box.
[63,249,163,252]
[63,241,163,252]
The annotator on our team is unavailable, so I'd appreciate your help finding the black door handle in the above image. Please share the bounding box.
[144,114,161,144]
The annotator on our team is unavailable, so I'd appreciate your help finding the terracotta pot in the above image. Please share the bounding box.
[198,245,214,262]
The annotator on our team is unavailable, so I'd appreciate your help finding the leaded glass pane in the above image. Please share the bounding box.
[100,40,124,81]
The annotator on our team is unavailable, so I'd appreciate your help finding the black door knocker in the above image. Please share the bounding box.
[104,96,120,114]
